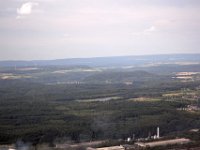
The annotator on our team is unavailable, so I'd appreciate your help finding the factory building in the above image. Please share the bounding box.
[135,138,190,148]
[87,145,125,150]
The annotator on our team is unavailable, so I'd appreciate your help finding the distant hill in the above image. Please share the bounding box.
[0,54,200,67]
[83,70,167,84]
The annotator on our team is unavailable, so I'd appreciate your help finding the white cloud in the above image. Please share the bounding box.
[17,2,38,18]
[131,26,157,37]
[143,26,156,33]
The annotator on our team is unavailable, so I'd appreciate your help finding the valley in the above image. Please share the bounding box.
[0,55,200,149]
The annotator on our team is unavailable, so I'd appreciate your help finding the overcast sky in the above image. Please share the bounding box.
[0,0,200,60]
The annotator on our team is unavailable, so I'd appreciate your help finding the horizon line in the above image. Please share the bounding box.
[0,52,200,62]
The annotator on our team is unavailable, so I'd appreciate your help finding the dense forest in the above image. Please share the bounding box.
[0,62,200,148]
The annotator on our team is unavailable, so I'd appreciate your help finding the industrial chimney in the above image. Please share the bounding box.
[157,127,160,138]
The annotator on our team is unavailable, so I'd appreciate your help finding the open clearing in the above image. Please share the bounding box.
[76,96,121,102]
[128,97,161,102]
[0,73,32,80]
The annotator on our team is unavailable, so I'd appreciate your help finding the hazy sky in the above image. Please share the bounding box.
[0,0,200,60]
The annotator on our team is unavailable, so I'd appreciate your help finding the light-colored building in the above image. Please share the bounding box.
[135,138,190,148]
[87,145,125,150]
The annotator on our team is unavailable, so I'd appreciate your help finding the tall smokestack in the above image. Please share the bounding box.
[157,127,160,138]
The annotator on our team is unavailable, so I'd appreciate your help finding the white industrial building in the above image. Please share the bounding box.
[87,145,125,150]
[135,138,190,148]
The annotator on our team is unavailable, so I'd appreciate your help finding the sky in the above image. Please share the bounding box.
[0,0,200,60]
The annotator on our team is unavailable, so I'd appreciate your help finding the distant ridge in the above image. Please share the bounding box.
[0,54,200,67]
